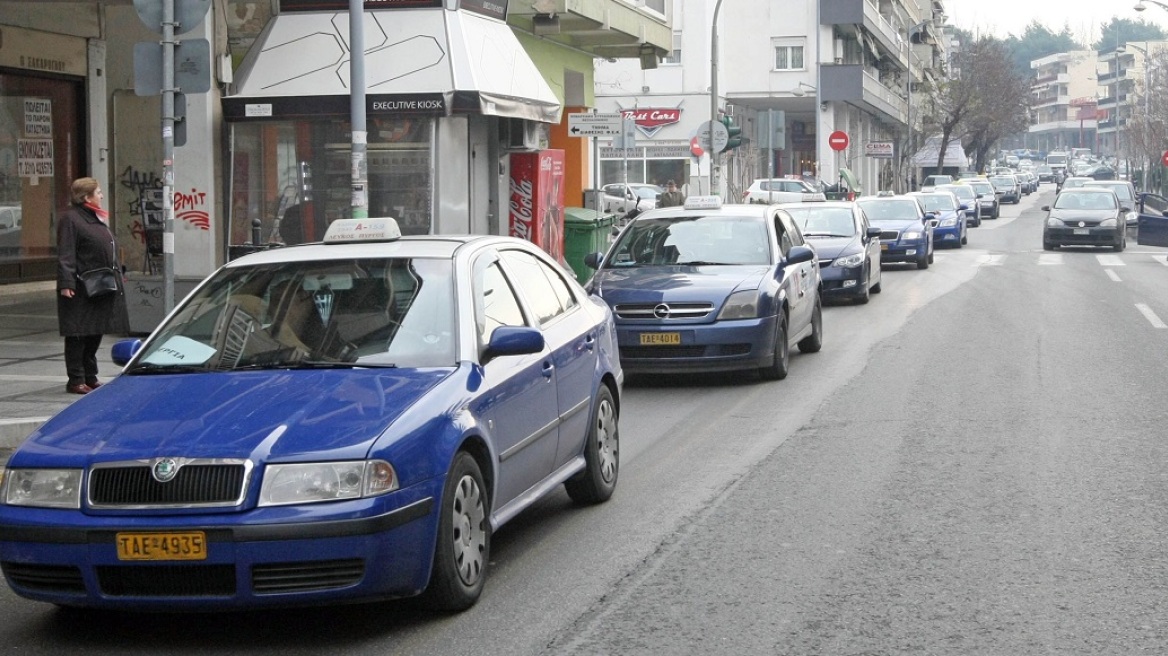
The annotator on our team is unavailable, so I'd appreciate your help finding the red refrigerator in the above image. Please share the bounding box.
[509,150,565,264]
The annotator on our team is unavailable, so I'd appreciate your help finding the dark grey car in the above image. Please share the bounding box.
[1042,188,1126,251]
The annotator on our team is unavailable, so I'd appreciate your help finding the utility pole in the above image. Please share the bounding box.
[350,0,369,219]
[709,0,724,196]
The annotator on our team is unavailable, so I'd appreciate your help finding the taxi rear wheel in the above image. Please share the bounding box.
[759,313,790,380]
[565,386,619,504]
[422,452,490,611]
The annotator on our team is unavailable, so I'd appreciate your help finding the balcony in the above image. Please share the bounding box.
[819,0,907,69]
[507,0,672,59]
[1032,94,1069,108]
[820,64,908,124]
[1029,119,1097,133]
[1033,72,1069,85]
[1096,69,1131,83]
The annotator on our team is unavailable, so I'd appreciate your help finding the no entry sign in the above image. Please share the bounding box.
[1161,149,1168,167]
[829,130,850,151]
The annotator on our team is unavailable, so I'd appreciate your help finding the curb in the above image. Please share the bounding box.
[0,281,56,307]
[0,418,48,450]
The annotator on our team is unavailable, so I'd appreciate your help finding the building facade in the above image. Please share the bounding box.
[1028,51,1098,154]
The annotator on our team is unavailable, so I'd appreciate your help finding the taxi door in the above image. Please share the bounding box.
[775,210,815,330]
[1137,193,1168,247]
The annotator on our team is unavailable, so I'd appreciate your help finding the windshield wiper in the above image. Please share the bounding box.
[124,362,210,375]
[232,360,397,371]
[677,260,735,266]
[803,233,853,238]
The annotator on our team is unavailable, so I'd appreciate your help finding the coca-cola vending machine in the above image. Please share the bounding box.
[509,150,565,263]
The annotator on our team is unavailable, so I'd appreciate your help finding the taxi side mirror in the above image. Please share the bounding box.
[112,339,143,366]
[482,326,544,364]
[1041,206,1051,212]
[584,252,604,269]
[785,245,815,265]
[867,226,882,238]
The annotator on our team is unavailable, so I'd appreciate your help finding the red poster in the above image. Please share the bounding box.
[509,150,565,263]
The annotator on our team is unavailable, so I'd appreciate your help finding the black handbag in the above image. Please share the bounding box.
[78,267,119,297]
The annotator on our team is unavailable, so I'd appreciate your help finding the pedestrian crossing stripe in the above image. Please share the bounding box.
[930,252,1168,267]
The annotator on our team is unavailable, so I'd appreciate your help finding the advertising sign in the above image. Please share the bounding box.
[621,108,682,137]
[865,141,894,158]
[509,150,566,263]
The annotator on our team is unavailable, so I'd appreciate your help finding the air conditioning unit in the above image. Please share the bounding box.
[503,118,544,150]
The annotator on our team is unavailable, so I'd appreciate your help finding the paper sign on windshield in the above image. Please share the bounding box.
[142,336,217,365]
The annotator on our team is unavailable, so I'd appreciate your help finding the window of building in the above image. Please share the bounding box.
[639,0,666,15]
[663,32,682,64]
[773,39,806,71]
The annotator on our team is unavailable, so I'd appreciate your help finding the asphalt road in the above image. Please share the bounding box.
[3,186,1168,654]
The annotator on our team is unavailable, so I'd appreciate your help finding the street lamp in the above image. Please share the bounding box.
[1135,0,1168,12]
[709,0,725,196]
[790,82,817,97]
[904,19,932,191]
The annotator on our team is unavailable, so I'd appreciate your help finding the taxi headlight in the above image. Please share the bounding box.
[940,217,957,227]
[717,289,762,320]
[259,460,399,507]
[1047,218,1066,227]
[832,252,865,268]
[902,230,922,240]
[1099,218,1118,227]
[2,469,83,508]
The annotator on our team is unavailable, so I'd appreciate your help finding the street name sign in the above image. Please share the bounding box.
[699,120,729,153]
[569,112,623,137]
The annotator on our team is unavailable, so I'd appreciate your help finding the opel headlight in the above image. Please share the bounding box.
[832,252,865,268]
[940,218,957,227]
[902,231,922,240]
[1047,218,1066,227]
[717,289,762,320]
[259,460,399,507]
[2,469,83,508]
[1099,218,1117,227]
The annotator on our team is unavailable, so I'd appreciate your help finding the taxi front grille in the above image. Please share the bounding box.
[97,565,236,597]
[879,230,900,241]
[615,303,713,320]
[621,344,750,359]
[89,461,248,507]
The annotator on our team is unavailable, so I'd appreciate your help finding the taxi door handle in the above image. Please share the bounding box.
[542,361,555,379]
[583,333,596,351]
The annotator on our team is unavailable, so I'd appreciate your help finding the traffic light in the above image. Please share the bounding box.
[721,115,743,151]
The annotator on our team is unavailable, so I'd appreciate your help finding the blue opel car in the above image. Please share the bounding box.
[908,191,968,248]
[584,196,823,381]
[781,201,883,304]
[855,196,937,269]
[0,219,622,611]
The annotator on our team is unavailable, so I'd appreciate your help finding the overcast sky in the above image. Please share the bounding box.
[947,0,1168,42]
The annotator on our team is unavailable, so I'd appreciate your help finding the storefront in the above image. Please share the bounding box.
[222,3,561,247]
[0,26,90,283]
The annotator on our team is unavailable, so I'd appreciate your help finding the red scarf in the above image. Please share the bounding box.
[83,202,109,224]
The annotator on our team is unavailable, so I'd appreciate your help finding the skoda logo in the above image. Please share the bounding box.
[653,303,672,319]
[152,458,180,483]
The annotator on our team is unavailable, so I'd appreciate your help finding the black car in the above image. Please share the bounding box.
[1042,188,1127,251]
[989,175,1020,204]
[782,202,883,304]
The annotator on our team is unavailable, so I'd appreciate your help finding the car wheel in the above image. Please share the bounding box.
[856,269,871,304]
[927,244,935,264]
[798,298,824,353]
[1114,235,1125,252]
[422,451,490,611]
[917,249,930,269]
[1043,239,1057,251]
[564,386,619,505]
[960,226,968,246]
[759,312,790,381]
[871,273,882,294]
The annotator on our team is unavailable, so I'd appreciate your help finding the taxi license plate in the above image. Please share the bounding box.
[1074,228,1090,235]
[640,332,681,345]
[116,531,207,561]
[881,243,890,251]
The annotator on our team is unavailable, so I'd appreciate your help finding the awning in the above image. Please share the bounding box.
[223,9,562,123]
[911,135,969,168]
[839,167,862,192]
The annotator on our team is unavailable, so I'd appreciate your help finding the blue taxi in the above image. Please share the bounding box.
[0,219,622,611]
[908,191,968,248]
[584,196,823,381]
[855,196,937,269]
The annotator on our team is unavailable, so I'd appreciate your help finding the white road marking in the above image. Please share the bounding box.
[1136,303,1167,329]
[1038,253,1063,265]
[977,253,1005,266]
[1096,254,1125,266]
[1160,256,1168,267]
[1106,269,1123,282]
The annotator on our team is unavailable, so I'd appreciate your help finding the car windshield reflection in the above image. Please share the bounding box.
[605,215,771,266]
[785,207,857,237]
[129,258,456,372]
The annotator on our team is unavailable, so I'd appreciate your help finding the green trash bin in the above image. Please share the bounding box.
[563,207,616,283]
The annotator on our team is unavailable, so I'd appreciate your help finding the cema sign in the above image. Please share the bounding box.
[865,141,894,158]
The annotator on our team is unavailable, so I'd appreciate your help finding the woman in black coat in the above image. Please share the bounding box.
[57,177,130,394]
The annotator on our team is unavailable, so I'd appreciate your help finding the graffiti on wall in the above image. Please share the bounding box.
[119,165,162,246]
[175,188,211,230]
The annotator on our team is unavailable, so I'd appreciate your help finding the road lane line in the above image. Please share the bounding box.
[1038,253,1063,265]
[1160,256,1168,267]
[1096,254,1125,266]
[1136,303,1167,328]
[1105,269,1122,282]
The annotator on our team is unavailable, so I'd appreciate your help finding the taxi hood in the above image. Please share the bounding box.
[10,369,451,466]
[591,265,770,305]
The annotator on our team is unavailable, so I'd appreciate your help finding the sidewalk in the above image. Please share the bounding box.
[0,281,118,472]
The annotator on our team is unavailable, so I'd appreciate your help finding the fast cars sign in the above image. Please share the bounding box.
[621,108,682,137]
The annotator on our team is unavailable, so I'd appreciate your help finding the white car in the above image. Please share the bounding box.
[601,183,662,215]
[742,178,826,204]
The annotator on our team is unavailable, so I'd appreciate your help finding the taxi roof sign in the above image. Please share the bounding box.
[683,196,723,211]
[323,218,402,243]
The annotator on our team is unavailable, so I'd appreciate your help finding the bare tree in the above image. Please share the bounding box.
[1126,48,1168,190]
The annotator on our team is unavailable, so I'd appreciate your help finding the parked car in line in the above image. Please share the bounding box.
[742,178,827,204]
[584,196,823,380]
[1082,180,1138,227]
[909,191,968,248]
[1057,175,1094,193]
[601,182,662,215]
[1017,171,1038,194]
[855,195,937,270]
[1035,164,1056,183]
[780,201,883,304]
[936,183,981,227]
[920,175,954,193]
[0,218,623,611]
[989,175,1021,204]
[1042,188,1127,251]
[962,179,1000,219]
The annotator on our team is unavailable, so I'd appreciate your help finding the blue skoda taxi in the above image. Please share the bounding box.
[584,196,823,381]
[0,219,622,611]
[908,191,968,248]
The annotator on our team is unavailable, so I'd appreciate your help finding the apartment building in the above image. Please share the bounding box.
[1028,51,1099,154]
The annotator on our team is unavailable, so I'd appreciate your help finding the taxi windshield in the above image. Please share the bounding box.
[605,215,772,266]
[785,207,856,237]
[131,258,456,371]
[856,199,919,221]
[914,194,958,211]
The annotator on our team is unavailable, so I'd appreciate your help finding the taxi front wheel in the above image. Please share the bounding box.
[422,452,490,611]
[759,313,790,381]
